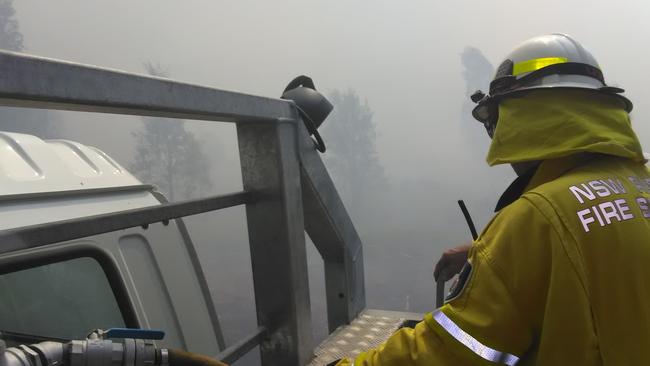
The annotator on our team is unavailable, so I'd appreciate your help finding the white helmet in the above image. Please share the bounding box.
[471,33,632,136]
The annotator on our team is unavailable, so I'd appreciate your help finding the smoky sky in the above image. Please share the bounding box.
[15,1,650,180]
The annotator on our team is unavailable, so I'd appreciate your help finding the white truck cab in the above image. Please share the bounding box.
[0,131,223,356]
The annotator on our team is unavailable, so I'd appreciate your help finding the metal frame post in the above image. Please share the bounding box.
[298,124,366,333]
[237,120,313,366]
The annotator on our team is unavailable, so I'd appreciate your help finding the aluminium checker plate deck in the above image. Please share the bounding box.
[308,309,424,366]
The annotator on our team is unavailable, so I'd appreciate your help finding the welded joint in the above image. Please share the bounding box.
[259,327,293,357]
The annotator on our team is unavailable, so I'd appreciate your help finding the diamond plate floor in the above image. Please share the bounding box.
[308,309,423,366]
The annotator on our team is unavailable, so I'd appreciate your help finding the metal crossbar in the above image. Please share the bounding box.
[0,185,153,204]
[0,50,296,123]
[215,327,268,364]
[0,191,255,255]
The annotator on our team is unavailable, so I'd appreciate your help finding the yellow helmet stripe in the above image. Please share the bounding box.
[512,57,569,76]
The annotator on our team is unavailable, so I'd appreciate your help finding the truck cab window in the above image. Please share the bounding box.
[0,257,125,340]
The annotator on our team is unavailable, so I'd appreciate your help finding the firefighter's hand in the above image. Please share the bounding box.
[433,244,471,282]
[168,349,228,366]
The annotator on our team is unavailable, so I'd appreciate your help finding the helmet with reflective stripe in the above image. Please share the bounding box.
[471,33,632,137]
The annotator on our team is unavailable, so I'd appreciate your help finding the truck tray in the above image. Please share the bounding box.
[308,309,424,366]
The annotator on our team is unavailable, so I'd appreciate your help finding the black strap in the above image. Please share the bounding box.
[283,75,316,93]
[494,166,538,212]
[295,105,327,153]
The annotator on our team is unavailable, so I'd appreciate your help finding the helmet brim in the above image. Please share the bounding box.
[471,85,634,126]
[501,85,633,112]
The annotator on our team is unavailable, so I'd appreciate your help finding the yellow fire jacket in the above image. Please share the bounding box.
[337,90,650,365]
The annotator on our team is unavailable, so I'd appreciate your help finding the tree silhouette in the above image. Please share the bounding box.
[130,62,212,201]
[0,0,22,51]
[320,89,386,216]
[0,0,60,139]
[460,46,494,151]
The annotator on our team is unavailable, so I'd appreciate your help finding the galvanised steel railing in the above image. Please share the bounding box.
[0,50,365,366]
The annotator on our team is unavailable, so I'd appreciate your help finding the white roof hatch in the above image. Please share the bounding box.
[0,131,142,196]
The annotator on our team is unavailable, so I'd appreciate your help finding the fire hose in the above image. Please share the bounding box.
[0,328,227,366]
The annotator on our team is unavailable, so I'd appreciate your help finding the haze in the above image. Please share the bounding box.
[8,1,650,364]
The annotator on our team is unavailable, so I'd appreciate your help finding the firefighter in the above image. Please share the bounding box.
[335,33,650,365]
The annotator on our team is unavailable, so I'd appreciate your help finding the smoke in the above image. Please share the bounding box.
[6,2,650,364]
